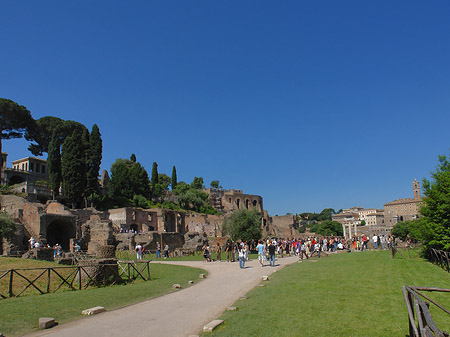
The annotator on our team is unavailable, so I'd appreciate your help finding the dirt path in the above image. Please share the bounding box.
[25,256,299,337]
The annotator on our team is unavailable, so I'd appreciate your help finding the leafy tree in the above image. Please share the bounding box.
[360,220,366,226]
[61,130,87,207]
[420,153,450,250]
[109,159,135,200]
[130,153,136,163]
[158,174,171,191]
[191,177,204,190]
[223,208,262,242]
[171,166,177,191]
[151,162,158,185]
[86,124,102,203]
[109,158,150,202]
[0,98,34,168]
[47,130,62,198]
[26,117,88,156]
[0,212,16,240]
[309,220,343,236]
[392,219,430,242]
[173,181,190,196]
[210,180,220,189]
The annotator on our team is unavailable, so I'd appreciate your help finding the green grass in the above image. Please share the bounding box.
[202,251,450,337]
[0,262,206,337]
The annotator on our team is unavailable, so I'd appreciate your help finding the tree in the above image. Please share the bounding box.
[61,130,87,207]
[130,154,136,163]
[47,130,62,198]
[191,177,204,190]
[223,208,262,242]
[86,124,102,203]
[109,158,150,202]
[360,220,366,226]
[109,159,135,200]
[0,212,16,241]
[210,180,220,189]
[420,153,450,250]
[25,117,88,156]
[0,99,34,168]
[392,219,430,242]
[171,166,177,191]
[309,220,343,236]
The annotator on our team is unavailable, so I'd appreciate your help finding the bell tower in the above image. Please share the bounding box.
[413,179,421,200]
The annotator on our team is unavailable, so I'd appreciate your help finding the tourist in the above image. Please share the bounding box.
[268,241,276,266]
[238,244,246,269]
[135,243,143,260]
[216,243,222,262]
[34,241,40,248]
[156,242,161,258]
[226,241,233,262]
[380,234,387,250]
[372,234,379,250]
[163,243,169,258]
[202,244,211,262]
[256,240,265,266]
[28,236,35,250]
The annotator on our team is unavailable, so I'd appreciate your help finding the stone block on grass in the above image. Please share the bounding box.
[227,306,237,311]
[172,283,182,289]
[188,280,194,285]
[203,319,224,332]
[262,276,269,281]
[199,273,206,279]
[39,317,55,329]
[82,306,105,315]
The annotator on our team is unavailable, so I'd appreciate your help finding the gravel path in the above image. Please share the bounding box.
[24,256,299,337]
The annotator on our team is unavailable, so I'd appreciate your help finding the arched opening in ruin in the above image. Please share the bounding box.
[130,224,138,233]
[148,225,155,231]
[236,199,240,209]
[253,200,257,208]
[8,175,25,186]
[245,199,249,209]
[46,219,76,251]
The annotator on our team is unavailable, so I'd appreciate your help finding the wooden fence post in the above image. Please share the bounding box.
[9,270,14,298]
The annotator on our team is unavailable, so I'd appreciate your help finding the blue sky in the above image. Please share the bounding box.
[2,1,450,215]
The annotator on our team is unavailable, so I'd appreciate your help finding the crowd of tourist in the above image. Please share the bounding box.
[198,233,397,267]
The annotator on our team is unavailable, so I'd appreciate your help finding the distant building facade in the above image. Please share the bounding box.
[384,179,422,226]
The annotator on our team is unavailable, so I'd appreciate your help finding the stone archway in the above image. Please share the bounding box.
[8,175,25,185]
[46,219,76,251]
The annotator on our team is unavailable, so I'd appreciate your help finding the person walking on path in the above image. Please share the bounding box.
[156,242,161,258]
[256,240,266,266]
[268,241,276,266]
[238,244,246,269]
[163,243,169,259]
[226,241,232,262]
[216,243,222,261]
[135,243,143,260]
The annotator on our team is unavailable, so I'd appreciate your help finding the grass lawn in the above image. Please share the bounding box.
[202,250,450,337]
[0,258,206,337]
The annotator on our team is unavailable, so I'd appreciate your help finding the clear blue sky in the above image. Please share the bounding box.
[2,1,450,215]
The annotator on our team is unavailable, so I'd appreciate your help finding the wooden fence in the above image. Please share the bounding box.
[391,245,422,259]
[403,286,450,337]
[428,248,450,273]
[0,260,150,299]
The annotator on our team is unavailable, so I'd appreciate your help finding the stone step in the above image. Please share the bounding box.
[203,319,224,332]
[82,306,105,315]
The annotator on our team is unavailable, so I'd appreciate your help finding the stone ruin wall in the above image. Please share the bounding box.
[185,213,225,237]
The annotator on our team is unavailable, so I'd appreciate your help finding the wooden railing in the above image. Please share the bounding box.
[403,286,450,337]
[0,260,150,299]
[391,244,422,259]
[428,248,450,273]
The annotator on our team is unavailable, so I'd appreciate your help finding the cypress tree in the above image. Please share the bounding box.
[61,130,87,208]
[47,130,61,199]
[86,124,102,203]
[171,166,177,190]
[151,162,158,185]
